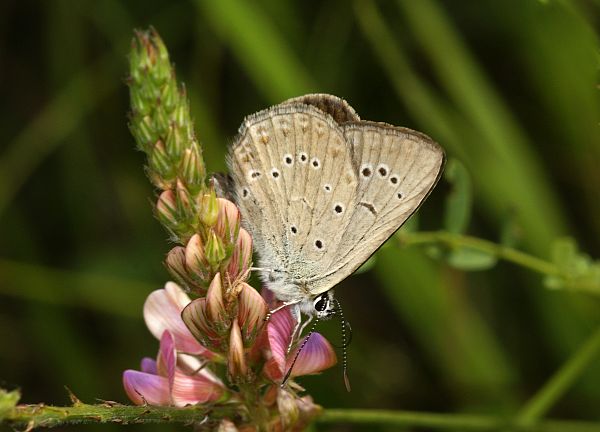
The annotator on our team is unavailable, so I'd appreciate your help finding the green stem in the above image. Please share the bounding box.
[399,231,560,277]
[5,402,600,431]
[318,409,600,431]
[516,324,600,426]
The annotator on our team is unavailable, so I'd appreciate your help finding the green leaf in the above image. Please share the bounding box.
[447,247,497,271]
[443,158,472,234]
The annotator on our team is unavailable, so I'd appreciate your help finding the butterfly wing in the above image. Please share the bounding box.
[228,103,358,298]
[305,121,445,295]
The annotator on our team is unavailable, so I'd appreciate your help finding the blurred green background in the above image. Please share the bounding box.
[1,0,600,431]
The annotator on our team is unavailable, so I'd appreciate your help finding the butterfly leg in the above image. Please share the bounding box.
[287,304,303,354]
[264,299,301,322]
[298,315,314,337]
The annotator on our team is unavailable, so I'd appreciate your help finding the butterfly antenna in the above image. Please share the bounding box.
[281,317,321,387]
[335,299,352,392]
[281,297,329,387]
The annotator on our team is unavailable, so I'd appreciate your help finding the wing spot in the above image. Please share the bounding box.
[359,202,378,216]
[324,184,332,193]
[290,225,297,234]
[283,154,294,166]
[241,188,249,199]
[334,203,344,215]
[314,239,324,250]
[390,175,399,185]
[311,157,321,169]
[397,192,403,200]
[299,152,308,163]
[360,164,373,178]
[249,170,262,181]
[271,168,280,179]
[377,164,389,177]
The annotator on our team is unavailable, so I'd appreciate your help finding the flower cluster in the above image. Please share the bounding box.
[123,202,337,430]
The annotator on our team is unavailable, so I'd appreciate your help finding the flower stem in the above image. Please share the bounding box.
[6,403,600,431]
[398,230,560,276]
[515,323,600,426]
[318,409,600,431]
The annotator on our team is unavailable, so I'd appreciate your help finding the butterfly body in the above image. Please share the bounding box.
[227,94,444,320]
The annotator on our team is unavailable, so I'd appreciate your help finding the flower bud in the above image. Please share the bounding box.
[181,141,205,195]
[149,140,173,180]
[165,246,193,287]
[181,298,220,350]
[156,190,178,228]
[237,283,268,345]
[165,125,183,161]
[175,179,192,212]
[215,198,240,242]
[200,189,219,228]
[206,274,225,323]
[228,319,247,379]
[205,230,227,267]
[184,234,210,283]
[227,228,253,281]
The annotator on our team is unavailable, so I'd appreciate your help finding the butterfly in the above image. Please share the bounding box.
[221,94,444,335]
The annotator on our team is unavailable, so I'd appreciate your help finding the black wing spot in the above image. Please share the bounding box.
[358,202,378,216]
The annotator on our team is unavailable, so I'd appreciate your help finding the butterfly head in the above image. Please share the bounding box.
[312,290,336,319]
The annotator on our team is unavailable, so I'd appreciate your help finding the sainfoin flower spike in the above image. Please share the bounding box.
[126,28,338,430]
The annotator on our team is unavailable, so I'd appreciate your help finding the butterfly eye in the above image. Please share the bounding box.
[313,294,328,312]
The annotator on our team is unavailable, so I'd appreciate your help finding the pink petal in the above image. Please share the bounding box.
[140,357,157,374]
[171,369,225,407]
[123,370,171,406]
[286,333,337,377]
[263,309,295,380]
[157,331,176,388]
[144,282,213,358]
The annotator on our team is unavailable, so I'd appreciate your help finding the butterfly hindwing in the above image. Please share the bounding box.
[306,122,445,294]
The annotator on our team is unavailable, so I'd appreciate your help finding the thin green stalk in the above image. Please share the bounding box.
[516,324,600,426]
[398,231,560,277]
[318,409,600,431]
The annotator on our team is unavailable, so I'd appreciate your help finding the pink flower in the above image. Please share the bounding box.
[123,331,225,406]
[143,281,215,359]
[263,308,337,383]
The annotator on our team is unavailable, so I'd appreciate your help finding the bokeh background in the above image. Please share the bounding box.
[1,0,600,431]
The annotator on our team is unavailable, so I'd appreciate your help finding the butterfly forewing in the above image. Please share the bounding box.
[230,104,357,282]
